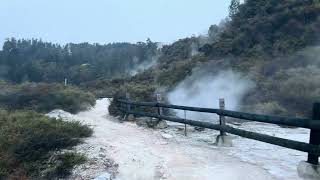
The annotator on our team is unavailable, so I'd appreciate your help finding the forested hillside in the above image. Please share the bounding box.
[0,38,158,84]
[203,0,320,58]
[109,0,320,117]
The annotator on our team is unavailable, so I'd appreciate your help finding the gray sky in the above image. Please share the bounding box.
[0,0,230,46]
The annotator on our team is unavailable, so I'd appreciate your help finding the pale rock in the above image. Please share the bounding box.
[297,161,320,180]
[94,172,112,180]
[215,135,233,147]
[161,133,173,139]
[126,114,135,121]
[156,120,168,129]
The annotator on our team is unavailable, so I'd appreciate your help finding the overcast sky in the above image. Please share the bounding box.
[0,0,230,46]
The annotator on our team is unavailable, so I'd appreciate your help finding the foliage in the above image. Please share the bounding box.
[243,101,288,116]
[273,65,320,116]
[158,37,199,64]
[109,82,158,117]
[80,77,129,98]
[0,38,159,84]
[0,82,95,113]
[43,152,87,179]
[0,110,92,179]
[229,0,240,17]
[202,0,320,59]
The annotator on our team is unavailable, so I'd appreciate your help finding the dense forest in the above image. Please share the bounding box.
[0,38,159,84]
[1,0,320,179]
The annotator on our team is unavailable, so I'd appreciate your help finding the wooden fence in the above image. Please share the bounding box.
[115,98,320,165]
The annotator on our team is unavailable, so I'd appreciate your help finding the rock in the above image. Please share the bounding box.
[126,114,135,121]
[146,118,159,128]
[136,117,167,129]
[100,147,107,152]
[194,126,205,131]
[161,133,173,139]
[94,172,112,180]
[297,161,320,180]
[215,135,233,147]
[156,120,168,129]
[157,141,168,145]
[136,117,151,127]
[99,153,106,158]
[177,127,185,131]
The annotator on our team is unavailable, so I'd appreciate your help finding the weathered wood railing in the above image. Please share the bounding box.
[116,98,320,165]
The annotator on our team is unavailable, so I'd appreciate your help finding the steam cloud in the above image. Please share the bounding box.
[168,70,254,122]
[129,43,163,76]
[129,56,158,76]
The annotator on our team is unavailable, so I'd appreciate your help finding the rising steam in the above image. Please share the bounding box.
[129,56,158,76]
[168,69,254,122]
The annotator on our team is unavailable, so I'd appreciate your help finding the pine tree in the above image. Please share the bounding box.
[229,0,240,18]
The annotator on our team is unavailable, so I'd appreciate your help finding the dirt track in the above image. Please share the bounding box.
[48,99,277,180]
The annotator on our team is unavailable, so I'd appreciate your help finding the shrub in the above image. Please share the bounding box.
[109,83,157,117]
[274,65,320,116]
[243,64,320,117]
[43,152,87,179]
[0,82,96,113]
[249,101,288,116]
[0,110,92,179]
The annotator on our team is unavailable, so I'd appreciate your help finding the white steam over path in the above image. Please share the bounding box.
[168,70,254,122]
[47,99,301,180]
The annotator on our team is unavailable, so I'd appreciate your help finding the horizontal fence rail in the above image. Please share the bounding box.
[116,98,320,165]
[117,99,320,130]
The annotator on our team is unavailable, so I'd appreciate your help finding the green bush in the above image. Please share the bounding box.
[43,152,87,179]
[246,101,288,116]
[0,82,96,113]
[242,64,320,117]
[109,83,158,117]
[0,110,92,179]
[274,65,320,116]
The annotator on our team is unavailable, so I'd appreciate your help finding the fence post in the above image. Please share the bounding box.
[297,103,320,179]
[307,103,320,165]
[219,98,226,136]
[123,92,131,121]
[184,110,187,136]
[215,98,232,146]
[156,93,163,121]
[119,100,122,111]
[126,92,131,113]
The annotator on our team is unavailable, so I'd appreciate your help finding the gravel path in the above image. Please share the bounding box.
[48,99,275,180]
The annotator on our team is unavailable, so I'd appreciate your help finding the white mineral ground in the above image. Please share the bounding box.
[47,98,310,180]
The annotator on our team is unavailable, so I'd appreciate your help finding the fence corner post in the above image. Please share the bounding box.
[156,93,163,121]
[307,103,320,165]
[298,103,320,179]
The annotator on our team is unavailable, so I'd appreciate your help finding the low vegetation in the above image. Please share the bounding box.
[108,82,158,117]
[0,110,93,179]
[0,81,96,113]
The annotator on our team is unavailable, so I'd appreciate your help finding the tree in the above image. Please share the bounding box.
[208,25,220,42]
[229,0,240,18]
